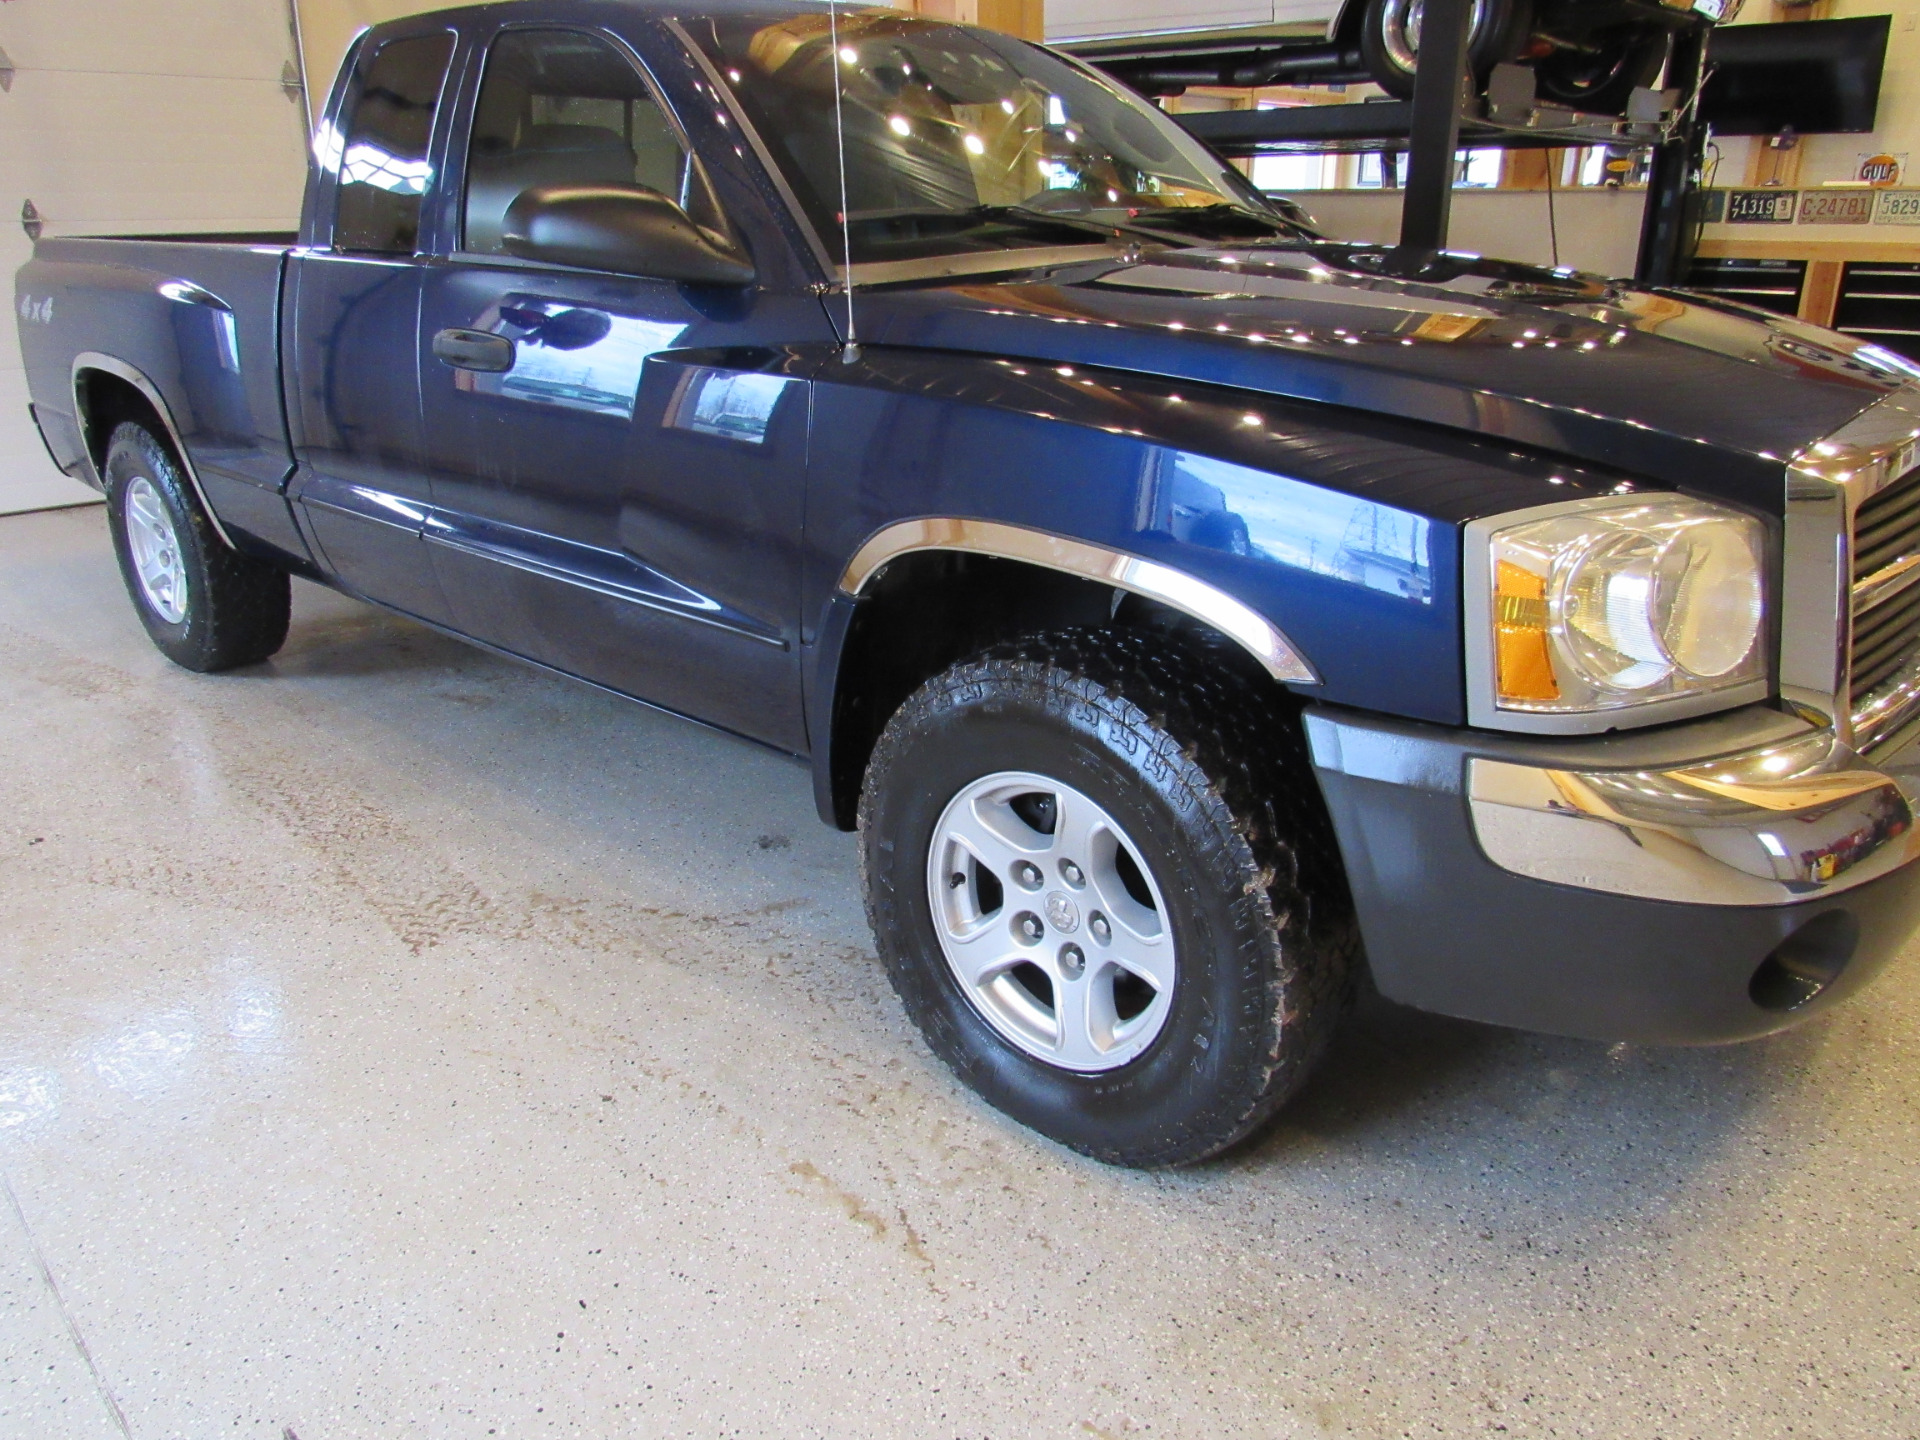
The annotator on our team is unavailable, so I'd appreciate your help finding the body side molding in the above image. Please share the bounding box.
[837,518,1319,685]
[70,351,238,549]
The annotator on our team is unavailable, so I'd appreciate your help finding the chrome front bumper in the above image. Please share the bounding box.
[1468,722,1920,907]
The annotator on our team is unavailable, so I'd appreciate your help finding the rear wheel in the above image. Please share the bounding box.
[860,629,1357,1167]
[1359,0,1533,100]
[103,422,290,672]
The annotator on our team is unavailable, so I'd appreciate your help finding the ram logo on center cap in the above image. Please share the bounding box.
[1045,891,1080,933]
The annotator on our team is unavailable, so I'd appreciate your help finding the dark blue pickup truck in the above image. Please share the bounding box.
[16,0,1920,1165]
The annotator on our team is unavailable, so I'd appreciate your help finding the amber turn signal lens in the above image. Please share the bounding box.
[1494,560,1559,702]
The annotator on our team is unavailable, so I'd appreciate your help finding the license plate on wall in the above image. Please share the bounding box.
[1726,190,1798,224]
[1799,191,1874,225]
[1876,190,1920,225]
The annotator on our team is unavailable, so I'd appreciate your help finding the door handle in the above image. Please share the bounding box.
[432,328,515,373]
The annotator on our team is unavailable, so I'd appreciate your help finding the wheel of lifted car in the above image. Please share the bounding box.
[1358,0,1532,101]
[1531,29,1671,117]
[860,628,1357,1167]
[103,422,290,672]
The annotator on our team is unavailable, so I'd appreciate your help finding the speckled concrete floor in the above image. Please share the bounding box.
[1,504,1916,1440]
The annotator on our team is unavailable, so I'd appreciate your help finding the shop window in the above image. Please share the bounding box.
[1455,148,1502,188]
[1249,151,1338,191]
[1354,153,1393,189]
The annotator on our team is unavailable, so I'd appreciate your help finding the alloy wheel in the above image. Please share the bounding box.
[124,476,188,624]
[926,770,1176,1073]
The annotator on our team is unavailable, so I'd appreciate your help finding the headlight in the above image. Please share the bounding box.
[1467,495,1768,731]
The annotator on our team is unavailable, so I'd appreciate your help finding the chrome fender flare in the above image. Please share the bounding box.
[836,518,1318,685]
[71,351,236,550]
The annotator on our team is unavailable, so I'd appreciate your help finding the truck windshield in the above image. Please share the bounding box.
[682,10,1295,268]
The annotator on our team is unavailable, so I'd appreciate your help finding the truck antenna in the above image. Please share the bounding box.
[828,2,860,364]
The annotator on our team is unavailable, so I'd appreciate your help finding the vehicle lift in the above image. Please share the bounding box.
[1077,0,1711,284]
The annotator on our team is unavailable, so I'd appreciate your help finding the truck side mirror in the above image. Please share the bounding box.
[502,183,755,287]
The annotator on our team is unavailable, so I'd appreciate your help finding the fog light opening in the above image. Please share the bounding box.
[1749,910,1859,1012]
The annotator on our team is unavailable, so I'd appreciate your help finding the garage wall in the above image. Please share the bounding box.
[1303,188,1648,276]
[1709,0,1920,192]
[0,0,310,515]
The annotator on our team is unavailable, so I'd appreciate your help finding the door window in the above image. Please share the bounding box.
[326,32,456,254]
[464,30,700,256]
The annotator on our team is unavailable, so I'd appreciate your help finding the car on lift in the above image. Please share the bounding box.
[15,0,1920,1168]
[1061,0,1736,117]
[1352,0,1734,111]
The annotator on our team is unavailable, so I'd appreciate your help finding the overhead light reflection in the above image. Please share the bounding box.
[90,1011,197,1092]
[0,1066,57,1131]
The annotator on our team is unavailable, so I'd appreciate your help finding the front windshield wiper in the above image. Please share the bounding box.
[1120,203,1314,242]
[993,201,1314,249]
[977,204,1187,248]
[848,203,1179,252]
[842,201,1308,264]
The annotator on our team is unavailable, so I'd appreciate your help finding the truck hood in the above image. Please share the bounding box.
[853,243,1912,509]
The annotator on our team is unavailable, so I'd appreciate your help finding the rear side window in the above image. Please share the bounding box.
[463,29,694,255]
[327,32,456,254]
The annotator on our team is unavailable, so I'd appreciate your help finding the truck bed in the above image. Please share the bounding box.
[15,234,301,556]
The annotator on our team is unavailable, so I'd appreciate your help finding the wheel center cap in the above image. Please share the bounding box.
[1045,891,1080,933]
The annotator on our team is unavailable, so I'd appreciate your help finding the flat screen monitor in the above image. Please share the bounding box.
[1701,16,1890,135]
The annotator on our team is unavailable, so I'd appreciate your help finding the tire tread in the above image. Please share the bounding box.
[860,626,1357,1166]
[107,422,289,672]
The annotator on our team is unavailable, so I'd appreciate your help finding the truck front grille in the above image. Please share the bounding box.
[1850,467,1920,731]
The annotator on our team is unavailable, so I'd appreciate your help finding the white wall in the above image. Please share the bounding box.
[1300,187,1649,276]
[0,0,310,514]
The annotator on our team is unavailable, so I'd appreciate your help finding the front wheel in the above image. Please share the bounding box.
[859,629,1357,1167]
[104,422,290,672]
[1359,0,1533,100]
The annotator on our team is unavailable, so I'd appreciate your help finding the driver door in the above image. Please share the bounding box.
[417,25,811,750]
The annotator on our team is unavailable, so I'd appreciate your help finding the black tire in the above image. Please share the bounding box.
[859,628,1357,1167]
[1531,30,1670,116]
[1359,0,1533,101]
[103,422,290,672]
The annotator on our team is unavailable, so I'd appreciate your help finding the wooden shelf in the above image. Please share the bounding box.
[1695,237,1920,264]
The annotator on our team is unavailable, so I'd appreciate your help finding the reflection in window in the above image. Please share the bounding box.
[687,12,1262,266]
[317,118,435,195]
[455,296,684,418]
[1145,451,1433,604]
[331,32,454,254]
[342,145,434,195]
[665,369,794,444]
